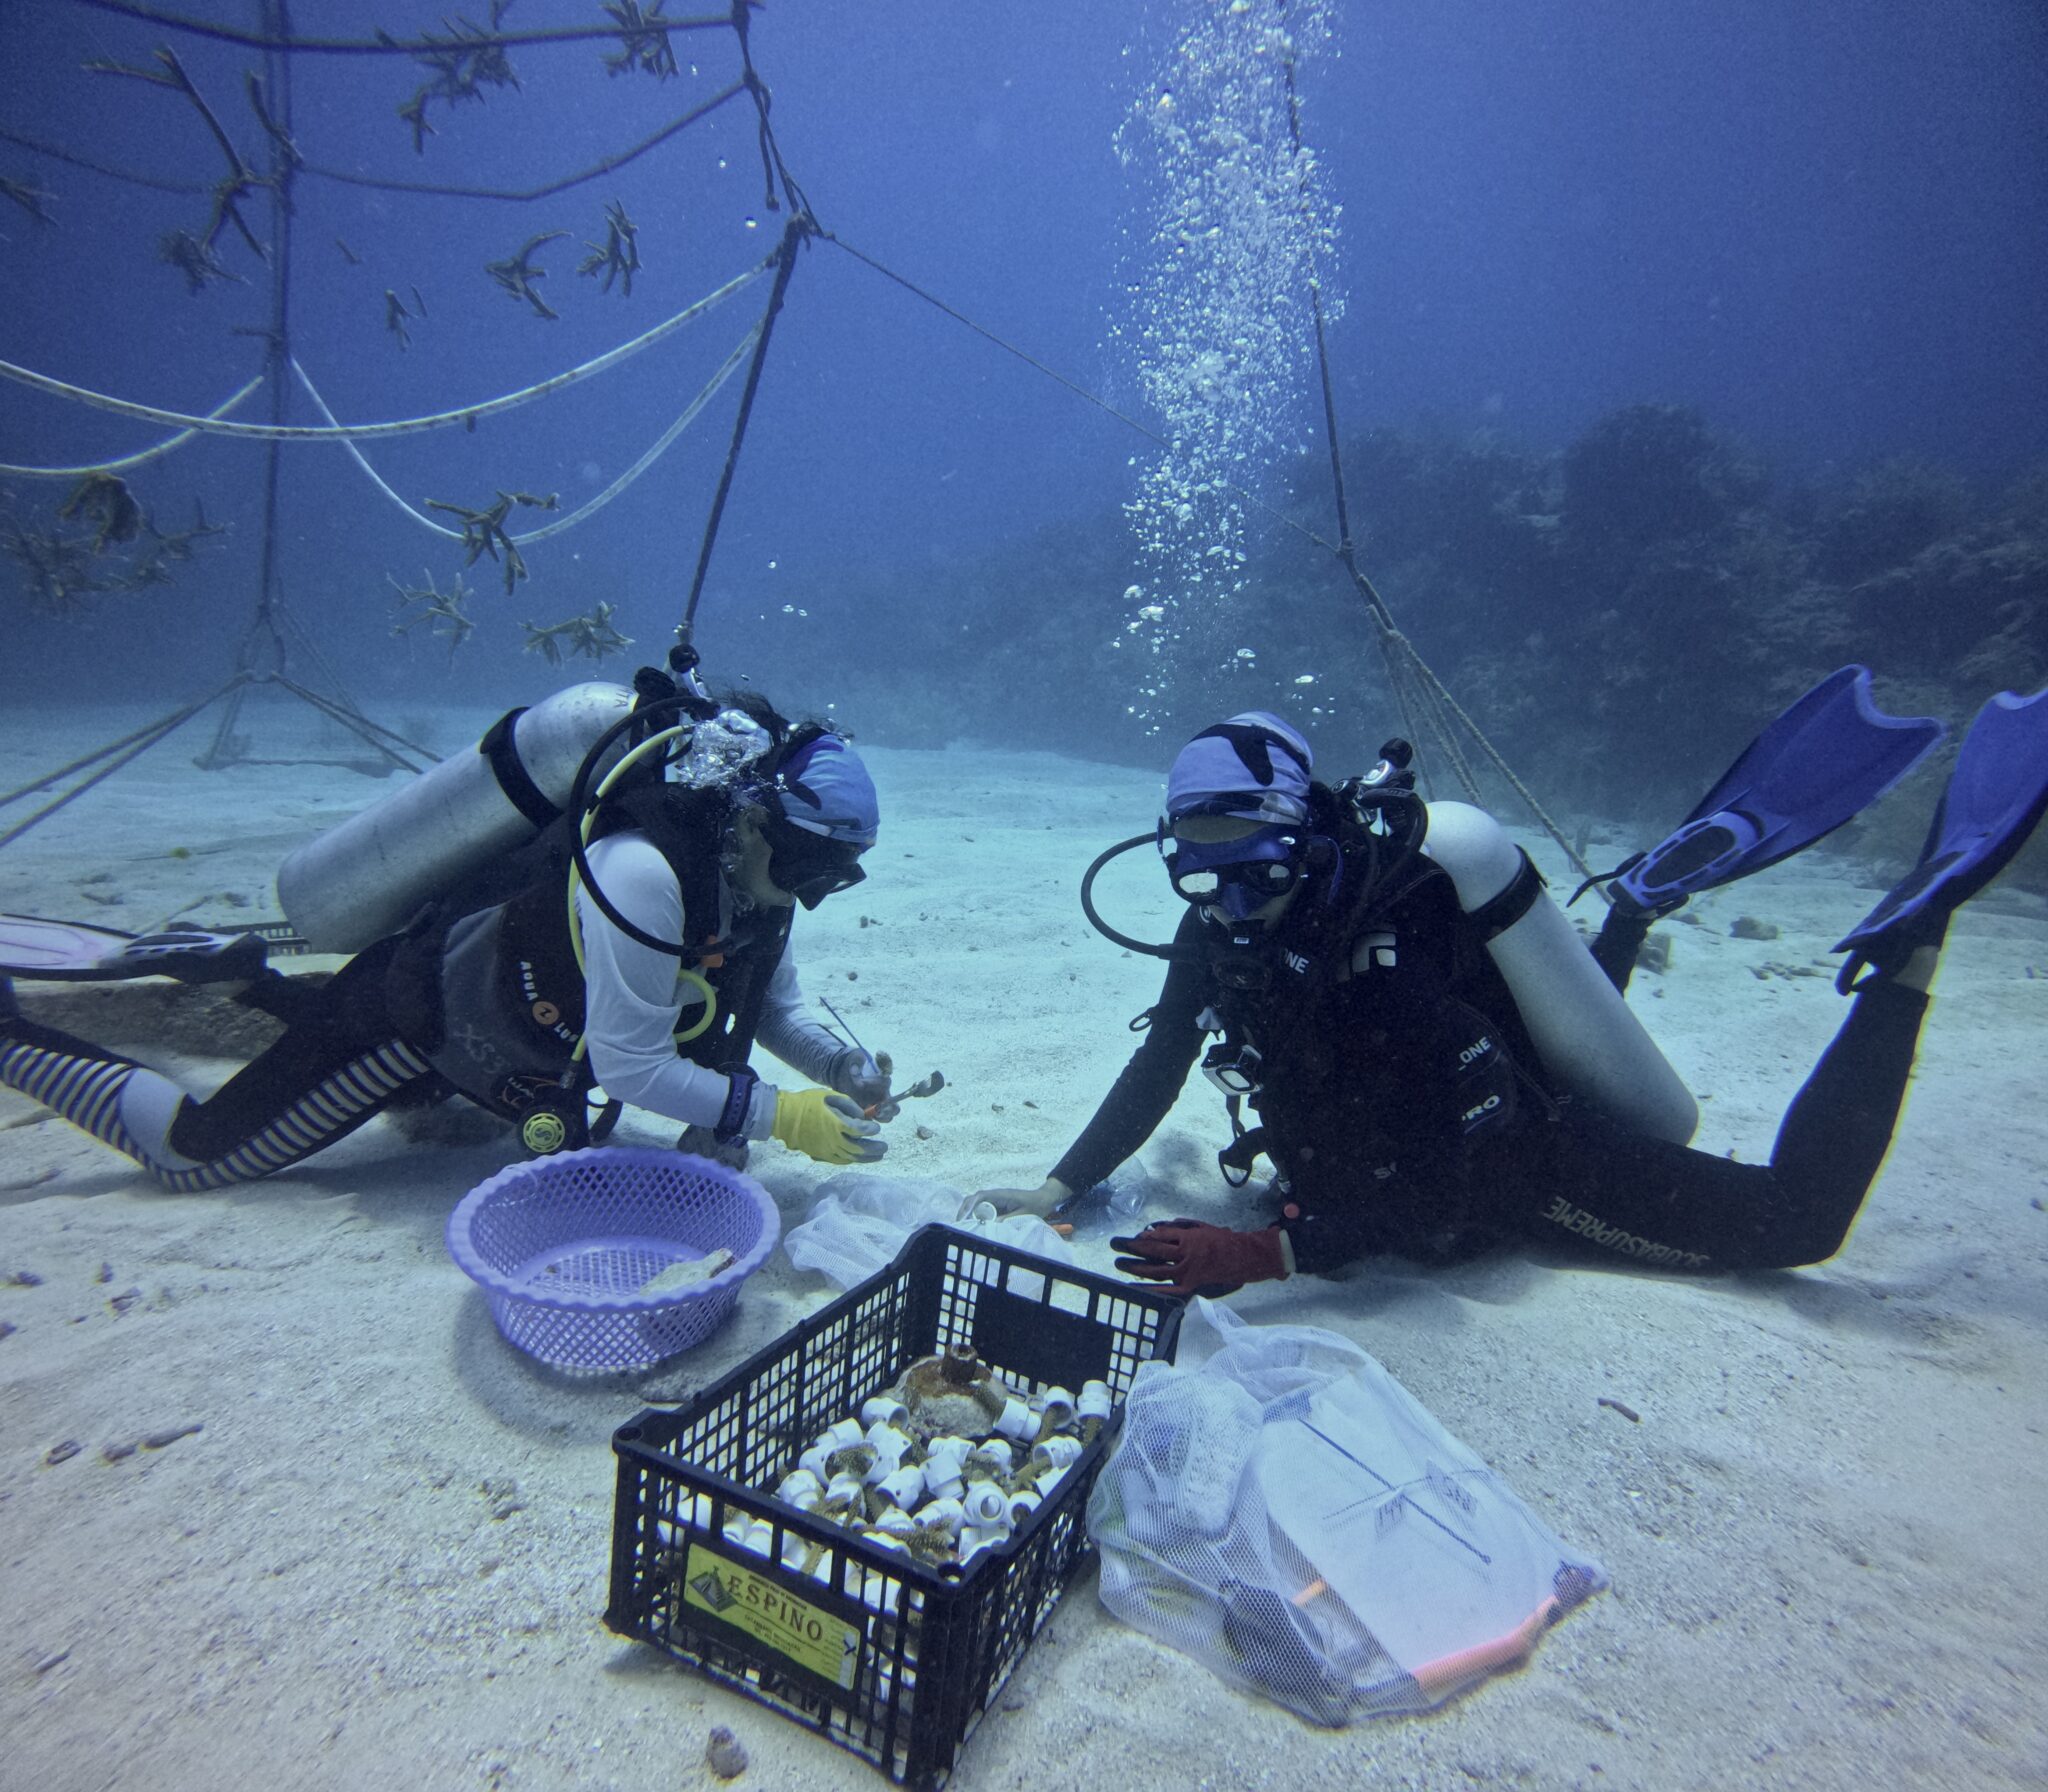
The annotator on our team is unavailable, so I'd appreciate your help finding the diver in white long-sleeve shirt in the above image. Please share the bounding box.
[0,691,891,1190]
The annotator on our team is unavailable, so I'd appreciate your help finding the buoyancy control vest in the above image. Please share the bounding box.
[1200,801,1547,1259]
[384,780,793,1134]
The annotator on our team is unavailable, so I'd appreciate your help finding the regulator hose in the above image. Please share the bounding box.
[1079,833,1193,961]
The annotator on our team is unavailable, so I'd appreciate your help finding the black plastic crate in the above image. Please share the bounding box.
[605,1222,1183,1790]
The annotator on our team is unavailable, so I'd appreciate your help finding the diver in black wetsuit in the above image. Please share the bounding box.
[984,697,2048,1297]
[0,691,891,1190]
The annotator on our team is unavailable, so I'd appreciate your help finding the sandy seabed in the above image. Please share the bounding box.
[2,697,2044,1792]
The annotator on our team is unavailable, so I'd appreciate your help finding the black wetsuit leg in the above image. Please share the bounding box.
[164,939,445,1174]
[1492,977,1930,1271]
[0,941,443,1191]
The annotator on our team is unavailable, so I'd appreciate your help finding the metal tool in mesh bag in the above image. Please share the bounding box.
[1089,1300,1607,1724]
[446,1146,780,1370]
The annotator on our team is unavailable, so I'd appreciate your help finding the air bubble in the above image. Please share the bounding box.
[1109,0,1341,727]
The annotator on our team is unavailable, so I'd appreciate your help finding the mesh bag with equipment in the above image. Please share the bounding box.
[1088,1300,1606,1725]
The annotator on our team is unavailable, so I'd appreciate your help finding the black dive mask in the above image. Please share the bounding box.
[763,816,867,910]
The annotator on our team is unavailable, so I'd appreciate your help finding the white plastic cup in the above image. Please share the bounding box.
[861,1395,910,1429]
[875,1464,926,1510]
[777,1467,824,1500]
[820,1417,866,1452]
[858,1568,896,1613]
[1031,1435,1083,1473]
[825,1472,867,1509]
[1036,1386,1076,1430]
[1077,1381,1114,1423]
[993,1397,1036,1442]
[962,1482,1011,1528]
[865,1424,911,1474]
[913,1497,965,1536]
[957,1523,1002,1564]
[966,1440,1015,1476]
[924,1435,973,1470]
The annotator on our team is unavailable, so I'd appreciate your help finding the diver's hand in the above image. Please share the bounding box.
[977,1177,1072,1219]
[1110,1218,1289,1298]
[828,1046,895,1115]
[772,1088,886,1165]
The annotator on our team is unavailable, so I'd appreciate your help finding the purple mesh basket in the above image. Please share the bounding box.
[446,1147,780,1371]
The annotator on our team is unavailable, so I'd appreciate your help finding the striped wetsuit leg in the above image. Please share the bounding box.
[162,1036,436,1190]
[2,938,453,1190]
[0,1018,435,1192]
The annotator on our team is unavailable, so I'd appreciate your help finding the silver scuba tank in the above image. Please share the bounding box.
[276,681,637,953]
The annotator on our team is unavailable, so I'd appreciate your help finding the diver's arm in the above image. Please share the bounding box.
[1046,917,1208,1197]
[752,943,852,1086]
[576,834,777,1137]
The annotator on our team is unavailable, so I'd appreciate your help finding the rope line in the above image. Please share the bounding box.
[1274,51,1596,885]
[0,258,770,443]
[4,90,745,209]
[0,125,207,195]
[72,0,732,56]
[289,323,760,546]
[680,215,807,638]
[0,693,217,849]
[821,231,1346,565]
[300,83,746,203]
[516,327,760,544]
[0,375,264,479]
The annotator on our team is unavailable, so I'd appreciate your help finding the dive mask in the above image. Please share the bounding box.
[763,815,867,910]
[1161,825,1307,920]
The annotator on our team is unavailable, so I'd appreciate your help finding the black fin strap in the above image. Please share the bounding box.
[1466,848,1544,942]
[479,708,560,831]
[1217,1122,1267,1189]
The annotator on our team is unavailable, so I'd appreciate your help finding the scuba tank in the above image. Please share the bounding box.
[1420,802,1699,1145]
[277,682,637,953]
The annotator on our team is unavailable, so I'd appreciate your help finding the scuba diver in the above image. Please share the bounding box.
[0,682,891,1191]
[983,671,2048,1297]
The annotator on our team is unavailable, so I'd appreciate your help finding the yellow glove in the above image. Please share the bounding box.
[772,1087,886,1165]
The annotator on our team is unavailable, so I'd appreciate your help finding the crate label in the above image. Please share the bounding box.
[682,1542,861,1691]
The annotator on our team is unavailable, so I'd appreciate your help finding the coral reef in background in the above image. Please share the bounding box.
[768,406,2044,873]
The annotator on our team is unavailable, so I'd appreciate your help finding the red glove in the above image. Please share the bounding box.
[1111,1218,1290,1298]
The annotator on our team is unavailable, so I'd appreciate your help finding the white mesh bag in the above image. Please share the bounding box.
[784,1172,1074,1288]
[1089,1300,1606,1724]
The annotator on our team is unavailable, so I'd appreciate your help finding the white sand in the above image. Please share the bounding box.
[4,699,2045,1791]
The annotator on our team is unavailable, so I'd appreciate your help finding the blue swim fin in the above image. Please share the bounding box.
[1607,667,1946,917]
[1834,685,2048,991]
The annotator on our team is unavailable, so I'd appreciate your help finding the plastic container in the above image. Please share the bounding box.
[605,1222,1183,1790]
[446,1146,779,1371]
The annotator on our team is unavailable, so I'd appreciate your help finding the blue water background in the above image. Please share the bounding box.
[1,1,2043,752]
